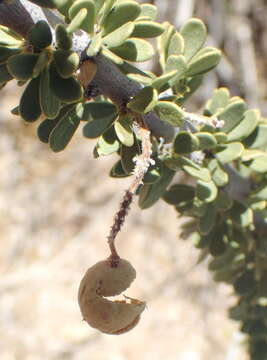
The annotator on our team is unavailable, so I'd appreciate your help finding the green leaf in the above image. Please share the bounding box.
[7,53,39,80]
[163,184,195,205]
[67,8,88,33]
[173,131,199,154]
[0,63,12,84]
[241,149,265,162]
[243,125,267,151]
[110,160,130,177]
[164,155,211,181]
[158,22,175,68]
[191,232,209,249]
[83,113,116,138]
[37,105,74,143]
[196,180,218,203]
[215,190,233,211]
[32,50,50,78]
[198,204,216,235]
[38,118,61,143]
[143,168,160,184]
[102,22,134,48]
[209,228,227,257]
[208,159,229,187]
[110,38,154,62]
[55,24,72,50]
[250,155,267,173]
[204,88,230,115]
[19,76,42,122]
[99,0,116,26]
[102,1,141,35]
[90,0,105,14]
[218,100,247,133]
[184,165,211,182]
[49,62,83,103]
[68,0,95,33]
[0,46,20,64]
[214,132,228,144]
[82,101,117,121]
[180,18,207,61]
[216,142,244,164]
[95,127,120,156]
[228,201,253,227]
[114,115,134,147]
[227,109,260,142]
[131,21,165,38]
[167,32,184,57]
[154,101,184,126]
[209,247,240,272]
[39,67,60,119]
[165,55,187,85]
[181,75,203,102]
[28,20,52,49]
[234,270,256,296]
[252,184,267,201]
[138,163,175,209]
[139,3,157,21]
[127,73,152,86]
[87,32,102,56]
[127,86,157,113]
[0,25,23,47]
[102,47,124,65]
[120,140,140,174]
[53,49,79,78]
[151,70,177,90]
[196,132,217,150]
[49,102,83,152]
[186,47,221,76]
[54,0,73,15]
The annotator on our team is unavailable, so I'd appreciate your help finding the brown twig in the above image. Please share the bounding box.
[107,126,153,265]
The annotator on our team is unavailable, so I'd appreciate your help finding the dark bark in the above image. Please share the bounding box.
[0,0,34,38]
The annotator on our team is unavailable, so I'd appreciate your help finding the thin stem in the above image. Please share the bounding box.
[107,126,153,265]
[107,191,133,265]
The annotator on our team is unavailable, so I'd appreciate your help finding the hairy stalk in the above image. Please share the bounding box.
[107,127,153,265]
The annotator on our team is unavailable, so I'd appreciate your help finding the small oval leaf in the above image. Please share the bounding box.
[49,62,83,103]
[154,101,184,127]
[110,38,154,62]
[39,66,60,118]
[114,115,134,147]
[180,18,207,61]
[173,131,199,154]
[7,53,39,80]
[53,49,80,78]
[20,76,42,122]
[127,86,157,113]
[28,20,52,49]
[68,0,96,33]
[132,21,165,38]
[103,1,141,35]
[49,102,83,152]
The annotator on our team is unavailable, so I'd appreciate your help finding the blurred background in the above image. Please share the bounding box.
[1,0,266,359]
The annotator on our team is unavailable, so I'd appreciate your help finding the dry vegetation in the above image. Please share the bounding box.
[1,0,266,359]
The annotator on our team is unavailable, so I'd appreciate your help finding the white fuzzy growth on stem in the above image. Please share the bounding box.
[183,111,224,129]
[130,126,154,193]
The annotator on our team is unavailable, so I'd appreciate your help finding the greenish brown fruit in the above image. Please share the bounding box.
[78,258,146,334]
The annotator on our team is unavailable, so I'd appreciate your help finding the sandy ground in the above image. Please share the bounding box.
[0,81,249,360]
